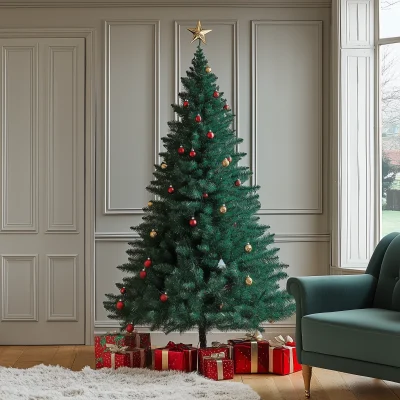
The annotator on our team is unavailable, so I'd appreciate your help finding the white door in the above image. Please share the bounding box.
[0,38,85,344]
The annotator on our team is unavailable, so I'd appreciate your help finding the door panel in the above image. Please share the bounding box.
[0,38,85,344]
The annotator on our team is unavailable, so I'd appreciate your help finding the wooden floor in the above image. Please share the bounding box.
[1,346,400,400]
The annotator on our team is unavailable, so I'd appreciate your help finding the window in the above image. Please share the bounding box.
[379,1,400,236]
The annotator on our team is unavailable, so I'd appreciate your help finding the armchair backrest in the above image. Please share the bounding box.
[366,232,400,310]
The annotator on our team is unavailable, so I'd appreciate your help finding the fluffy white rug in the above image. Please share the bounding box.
[0,364,260,400]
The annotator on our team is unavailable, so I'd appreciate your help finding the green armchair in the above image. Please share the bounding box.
[287,232,400,398]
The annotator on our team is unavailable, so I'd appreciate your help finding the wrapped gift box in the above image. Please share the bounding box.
[153,342,197,372]
[268,335,302,375]
[198,345,232,375]
[95,331,151,369]
[229,338,269,374]
[203,356,234,381]
[103,351,131,370]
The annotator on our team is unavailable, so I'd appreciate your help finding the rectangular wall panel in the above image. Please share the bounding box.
[1,46,38,231]
[105,20,160,214]
[340,50,374,267]
[252,21,322,214]
[1,255,38,321]
[47,46,78,232]
[47,255,78,321]
[341,0,374,48]
[95,241,128,322]
[175,20,238,129]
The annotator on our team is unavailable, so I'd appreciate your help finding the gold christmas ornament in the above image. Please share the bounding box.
[150,229,157,238]
[161,162,167,169]
[147,201,153,207]
[219,303,224,310]
[205,66,212,73]
[222,158,230,167]
[245,275,253,286]
[187,20,212,44]
[220,204,227,214]
[245,243,252,252]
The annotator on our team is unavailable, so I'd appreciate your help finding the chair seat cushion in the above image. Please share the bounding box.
[302,308,400,368]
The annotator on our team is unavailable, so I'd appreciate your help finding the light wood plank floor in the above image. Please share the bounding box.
[1,346,400,400]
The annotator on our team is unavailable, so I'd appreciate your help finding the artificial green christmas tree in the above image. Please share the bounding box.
[104,22,295,348]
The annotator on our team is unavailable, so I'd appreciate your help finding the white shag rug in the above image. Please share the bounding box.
[0,364,260,400]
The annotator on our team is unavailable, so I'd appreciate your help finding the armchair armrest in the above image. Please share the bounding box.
[287,274,377,317]
[287,274,377,362]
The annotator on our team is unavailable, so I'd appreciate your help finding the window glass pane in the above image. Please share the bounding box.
[381,43,400,236]
[380,1,400,38]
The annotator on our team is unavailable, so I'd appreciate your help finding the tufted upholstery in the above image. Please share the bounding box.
[371,233,400,310]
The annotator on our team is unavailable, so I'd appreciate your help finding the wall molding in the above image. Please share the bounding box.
[1,254,38,321]
[174,19,239,134]
[47,45,79,233]
[95,231,331,243]
[251,20,323,215]
[47,254,78,321]
[330,266,365,275]
[1,45,39,232]
[104,20,160,214]
[0,1,332,8]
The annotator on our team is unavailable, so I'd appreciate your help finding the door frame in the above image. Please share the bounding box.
[0,28,95,345]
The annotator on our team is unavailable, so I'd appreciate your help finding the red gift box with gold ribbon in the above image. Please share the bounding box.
[203,353,234,381]
[102,343,148,369]
[95,331,151,369]
[228,331,269,374]
[153,342,197,372]
[198,342,232,375]
[268,335,302,375]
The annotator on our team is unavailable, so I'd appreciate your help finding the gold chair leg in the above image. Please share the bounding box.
[302,365,312,398]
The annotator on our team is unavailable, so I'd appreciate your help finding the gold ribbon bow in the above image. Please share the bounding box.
[105,343,129,354]
[204,352,226,360]
[245,330,264,341]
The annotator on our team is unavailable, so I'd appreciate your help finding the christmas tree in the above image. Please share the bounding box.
[104,21,295,348]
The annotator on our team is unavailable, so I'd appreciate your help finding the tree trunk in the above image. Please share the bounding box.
[199,325,207,348]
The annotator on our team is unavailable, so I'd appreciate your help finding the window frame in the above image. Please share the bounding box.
[375,0,400,240]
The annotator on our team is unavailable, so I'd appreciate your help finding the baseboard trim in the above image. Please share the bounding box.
[94,321,296,346]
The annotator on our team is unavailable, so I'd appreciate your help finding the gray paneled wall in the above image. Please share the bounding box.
[0,1,331,342]
[96,6,331,335]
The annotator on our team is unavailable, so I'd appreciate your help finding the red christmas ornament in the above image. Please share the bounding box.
[144,258,152,268]
[168,185,175,194]
[213,91,219,98]
[140,269,147,279]
[160,293,168,302]
[227,156,232,163]
[189,149,196,158]
[235,179,241,187]
[207,131,214,139]
[189,217,197,227]
[116,300,124,310]
[223,104,230,111]
[178,146,185,154]
[202,193,209,199]
[126,323,134,333]
[183,100,189,107]
[120,287,126,295]
[195,114,202,123]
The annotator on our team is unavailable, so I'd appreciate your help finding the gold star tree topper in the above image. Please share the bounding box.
[187,21,212,44]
